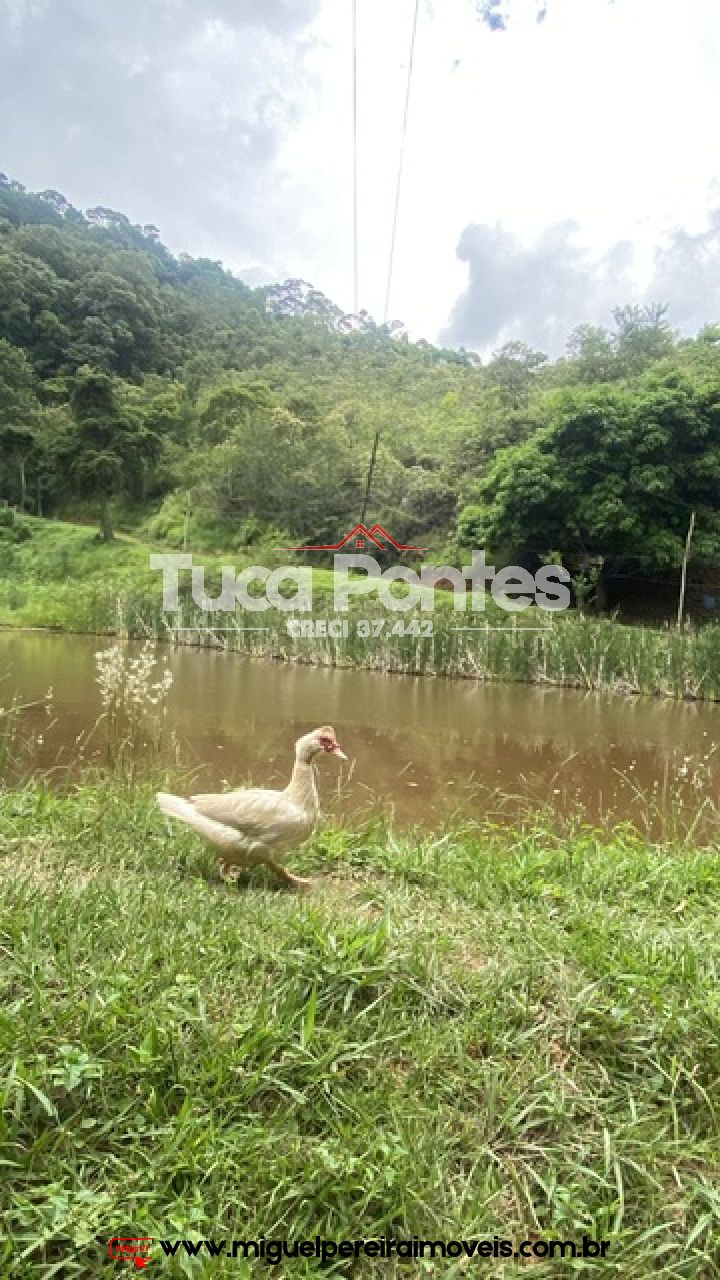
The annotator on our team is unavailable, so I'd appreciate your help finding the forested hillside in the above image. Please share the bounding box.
[2,172,720,576]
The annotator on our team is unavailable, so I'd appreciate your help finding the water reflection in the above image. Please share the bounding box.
[4,632,720,837]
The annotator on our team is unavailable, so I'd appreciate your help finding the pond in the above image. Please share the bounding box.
[4,631,720,837]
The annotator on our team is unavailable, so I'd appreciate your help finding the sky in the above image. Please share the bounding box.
[1,0,720,355]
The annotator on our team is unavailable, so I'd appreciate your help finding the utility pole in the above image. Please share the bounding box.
[182,490,191,552]
[360,431,380,526]
[676,510,695,628]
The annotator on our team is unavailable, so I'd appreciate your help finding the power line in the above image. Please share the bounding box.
[352,0,359,316]
[383,0,420,325]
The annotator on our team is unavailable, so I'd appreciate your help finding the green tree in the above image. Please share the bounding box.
[612,303,675,375]
[195,377,274,445]
[0,339,39,508]
[64,367,161,540]
[483,341,548,409]
[0,249,63,354]
[458,371,720,580]
[188,405,367,549]
[564,324,617,384]
[69,269,159,376]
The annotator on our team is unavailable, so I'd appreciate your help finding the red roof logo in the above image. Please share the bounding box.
[278,523,426,552]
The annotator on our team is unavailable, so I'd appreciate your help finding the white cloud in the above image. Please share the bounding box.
[270,0,720,346]
[441,221,635,354]
[1,0,720,349]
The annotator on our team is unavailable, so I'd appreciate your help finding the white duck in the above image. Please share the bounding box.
[156,725,347,888]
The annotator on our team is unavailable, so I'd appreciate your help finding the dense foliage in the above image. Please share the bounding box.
[1,173,719,576]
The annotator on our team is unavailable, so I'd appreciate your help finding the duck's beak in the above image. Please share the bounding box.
[330,743,348,760]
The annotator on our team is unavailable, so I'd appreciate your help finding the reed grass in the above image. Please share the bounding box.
[3,515,720,700]
[152,606,720,701]
[11,587,720,701]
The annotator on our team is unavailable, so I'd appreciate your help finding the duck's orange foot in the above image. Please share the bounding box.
[266,860,314,890]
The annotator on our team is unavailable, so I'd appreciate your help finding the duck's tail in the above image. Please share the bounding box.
[156,792,243,852]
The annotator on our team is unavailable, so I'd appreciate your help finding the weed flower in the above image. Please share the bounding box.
[94,642,174,773]
[95,642,173,715]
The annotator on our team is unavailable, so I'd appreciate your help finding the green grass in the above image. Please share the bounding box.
[1,782,719,1277]
[0,514,514,643]
[0,516,452,631]
[4,515,720,699]
[0,516,165,632]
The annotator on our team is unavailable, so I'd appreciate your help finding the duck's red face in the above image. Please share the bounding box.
[316,726,347,759]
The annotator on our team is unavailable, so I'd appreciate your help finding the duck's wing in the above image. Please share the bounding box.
[190,787,310,846]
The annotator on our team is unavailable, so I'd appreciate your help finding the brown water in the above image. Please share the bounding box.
[4,632,720,836]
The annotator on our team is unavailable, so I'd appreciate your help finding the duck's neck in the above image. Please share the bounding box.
[285,756,319,816]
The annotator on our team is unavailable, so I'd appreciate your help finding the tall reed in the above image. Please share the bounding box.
[149,605,720,701]
[12,574,720,701]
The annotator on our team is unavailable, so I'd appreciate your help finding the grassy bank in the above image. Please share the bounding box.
[1,781,719,1277]
[3,515,720,699]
